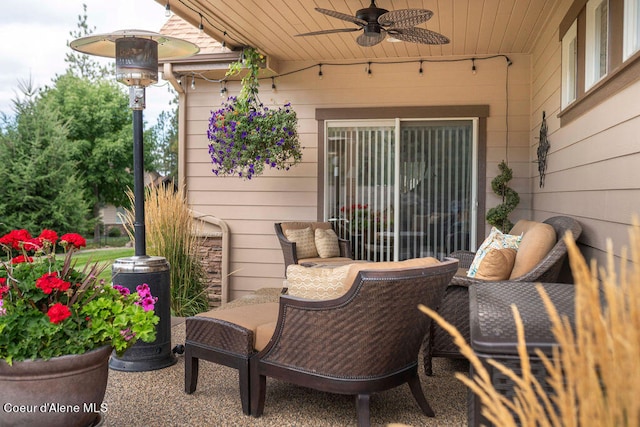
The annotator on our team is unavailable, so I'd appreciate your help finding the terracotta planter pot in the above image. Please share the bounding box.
[0,345,111,427]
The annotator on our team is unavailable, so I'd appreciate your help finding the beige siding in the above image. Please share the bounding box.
[182,55,531,299]
[529,0,640,266]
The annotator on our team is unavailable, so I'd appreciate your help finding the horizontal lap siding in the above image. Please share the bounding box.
[183,55,531,299]
[530,0,640,266]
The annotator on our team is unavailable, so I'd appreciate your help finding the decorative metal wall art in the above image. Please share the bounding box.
[537,111,550,188]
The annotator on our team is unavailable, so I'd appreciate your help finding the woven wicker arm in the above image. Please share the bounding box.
[423,216,583,375]
[274,223,299,269]
[250,258,459,426]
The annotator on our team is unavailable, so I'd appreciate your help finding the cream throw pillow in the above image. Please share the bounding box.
[284,227,318,259]
[285,264,352,300]
[467,227,522,278]
[315,228,340,258]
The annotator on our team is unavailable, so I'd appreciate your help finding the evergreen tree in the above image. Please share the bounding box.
[0,80,88,235]
[148,100,179,180]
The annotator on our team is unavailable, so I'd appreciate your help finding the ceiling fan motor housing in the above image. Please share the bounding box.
[357,4,388,33]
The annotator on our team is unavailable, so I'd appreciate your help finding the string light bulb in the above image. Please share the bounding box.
[271,77,277,92]
[418,60,424,77]
[318,64,323,80]
[220,81,227,98]
[198,14,204,33]
[367,62,372,78]
[165,2,171,17]
[221,31,227,48]
[190,75,196,91]
[471,58,477,75]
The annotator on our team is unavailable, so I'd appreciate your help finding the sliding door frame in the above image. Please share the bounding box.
[316,105,489,247]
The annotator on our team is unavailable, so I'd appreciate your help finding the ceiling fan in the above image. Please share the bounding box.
[295,0,450,47]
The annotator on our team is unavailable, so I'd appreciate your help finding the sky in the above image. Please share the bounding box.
[0,0,175,128]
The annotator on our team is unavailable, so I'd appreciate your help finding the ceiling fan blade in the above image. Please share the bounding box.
[315,8,367,26]
[388,27,450,45]
[356,32,385,47]
[296,28,361,37]
[378,9,433,28]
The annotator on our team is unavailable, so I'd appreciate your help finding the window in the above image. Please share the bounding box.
[624,0,640,59]
[562,20,578,108]
[585,0,608,89]
[560,0,640,123]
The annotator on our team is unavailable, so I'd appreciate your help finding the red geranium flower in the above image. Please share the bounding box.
[21,238,42,252]
[59,233,86,249]
[38,229,58,247]
[0,229,32,251]
[35,272,71,295]
[10,255,33,264]
[46,303,71,324]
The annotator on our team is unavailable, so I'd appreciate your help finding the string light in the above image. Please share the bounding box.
[318,64,323,80]
[222,31,227,48]
[271,77,277,92]
[198,14,204,33]
[471,58,477,75]
[165,2,171,17]
[367,62,372,78]
[418,60,424,77]
[190,75,196,90]
[220,81,227,98]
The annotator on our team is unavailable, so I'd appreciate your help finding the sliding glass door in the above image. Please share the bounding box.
[326,119,477,261]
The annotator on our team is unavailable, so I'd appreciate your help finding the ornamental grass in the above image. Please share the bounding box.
[122,185,209,317]
[420,218,640,426]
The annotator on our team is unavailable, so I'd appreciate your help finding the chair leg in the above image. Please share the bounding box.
[184,347,199,394]
[408,374,435,417]
[250,359,267,417]
[423,328,435,376]
[356,394,371,427]
[238,359,251,416]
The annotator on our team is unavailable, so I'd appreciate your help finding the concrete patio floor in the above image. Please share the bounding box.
[101,317,470,426]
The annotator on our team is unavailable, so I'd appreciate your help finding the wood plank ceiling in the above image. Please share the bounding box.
[157,0,559,62]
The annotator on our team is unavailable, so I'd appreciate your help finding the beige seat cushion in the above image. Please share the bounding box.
[284,227,318,259]
[343,257,441,289]
[297,256,354,266]
[315,228,340,258]
[510,222,556,279]
[255,321,277,351]
[475,248,517,280]
[196,302,279,351]
[285,263,353,300]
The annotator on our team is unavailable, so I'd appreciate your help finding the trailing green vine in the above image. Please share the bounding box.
[486,160,520,232]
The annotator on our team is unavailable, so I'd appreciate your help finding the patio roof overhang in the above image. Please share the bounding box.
[155,0,560,65]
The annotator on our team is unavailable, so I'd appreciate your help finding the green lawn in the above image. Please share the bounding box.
[68,248,135,283]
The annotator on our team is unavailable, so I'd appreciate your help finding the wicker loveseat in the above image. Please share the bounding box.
[422,216,582,375]
[275,221,353,273]
[184,257,458,427]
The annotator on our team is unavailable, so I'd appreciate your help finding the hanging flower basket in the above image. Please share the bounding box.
[207,47,302,179]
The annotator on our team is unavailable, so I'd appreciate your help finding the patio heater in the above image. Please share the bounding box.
[70,30,199,371]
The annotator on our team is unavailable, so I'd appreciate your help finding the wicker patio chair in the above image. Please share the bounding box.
[422,216,582,375]
[274,222,353,273]
[249,258,459,427]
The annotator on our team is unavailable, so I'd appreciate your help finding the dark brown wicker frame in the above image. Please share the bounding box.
[422,216,582,375]
[249,258,459,427]
[274,222,352,272]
